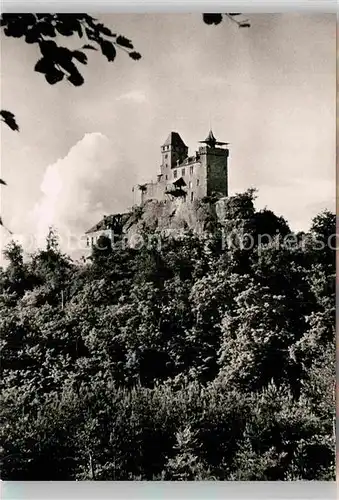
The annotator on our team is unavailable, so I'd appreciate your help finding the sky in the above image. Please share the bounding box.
[0,13,336,257]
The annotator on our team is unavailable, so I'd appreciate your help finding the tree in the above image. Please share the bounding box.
[0,197,335,480]
[0,14,141,94]
[162,425,212,480]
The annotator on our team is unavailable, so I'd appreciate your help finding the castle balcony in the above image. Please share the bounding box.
[165,177,187,198]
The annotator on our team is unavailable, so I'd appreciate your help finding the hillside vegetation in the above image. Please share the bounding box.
[0,190,335,480]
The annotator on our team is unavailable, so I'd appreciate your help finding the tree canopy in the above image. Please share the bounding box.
[0,193,335,480]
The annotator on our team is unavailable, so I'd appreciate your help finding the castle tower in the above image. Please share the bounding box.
[160,132,188,175]
[198,129,229,198]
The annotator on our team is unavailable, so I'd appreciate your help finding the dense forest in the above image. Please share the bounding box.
[0,190,335,480]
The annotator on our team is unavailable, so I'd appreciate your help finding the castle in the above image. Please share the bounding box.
[85,130,230,246]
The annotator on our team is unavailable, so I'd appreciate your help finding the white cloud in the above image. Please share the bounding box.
[28,132,136,255]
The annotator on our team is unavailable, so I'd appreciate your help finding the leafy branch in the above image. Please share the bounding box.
[0,14,142,234]
[0,14,141,88]
[203,13,251,29]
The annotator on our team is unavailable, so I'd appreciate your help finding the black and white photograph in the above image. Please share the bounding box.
[0,11,336,482]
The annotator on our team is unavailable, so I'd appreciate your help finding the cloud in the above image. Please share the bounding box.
[28,132,136,255]
[116,90,147,103]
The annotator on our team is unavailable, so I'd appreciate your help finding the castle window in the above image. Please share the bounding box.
[174,169,177,178]
[165,154,168,159]
[197,179,200,186]
[191,192,194,202]
[188,181,192,189]
[165,175,168,180]
[181,168,185,177]
[190,166,194,175]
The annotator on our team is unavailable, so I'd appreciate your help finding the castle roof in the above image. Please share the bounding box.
[171,176,187,187]
[162,132,187,148]
[199,129,229,147]
[205,129,217,144]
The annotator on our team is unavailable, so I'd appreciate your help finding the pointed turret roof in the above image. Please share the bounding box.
[199,129,229,147]
[162,132,187,148]
[205,129,217,144]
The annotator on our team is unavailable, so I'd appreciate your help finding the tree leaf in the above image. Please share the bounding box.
[39,40,58,58]
[45,68,65,85]
[116,35,134,49]
[25,26,41,44]
[239,23,251,28]
[55,20,74,37]
[37,20,56,37]
[0,110,19,131]
[96,23,115,37]
[129,51,141,61]
[54,47,74,72]
[0,178,7,186]
[85,27,98,42]
[3,19,27,38]
[99,40,116,62]
[74,21,83,38]
[203,14,223,25]
[82,44,98,51]
[35,57,54,74]
[67,69,84,86]
[73,50,88,64]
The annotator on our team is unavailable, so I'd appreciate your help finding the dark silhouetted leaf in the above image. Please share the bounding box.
[0,110,19,131]
[239,23,251,28]
[67,70,84,86]
[35,57,54,74]
[74,21,83,38]
[0,14,8,26]
[0,179,7,186]
[73,50,88,64]
[85,27,98,42]
[229,13,242,16]
[116,35,133,49]
[20,14,37,25]
[3,19,27,38]
[45,68,65,85]
[37,20,56,37]
[2,13,35,29]
[129,51,142,61]
[55,21,74,37]
[25,26,40,44]
[54,47,74,72]
[1,14,141,89]
[39,40,58,58]
[100,40,116,62]
[83,14,99,29]
[82,44,98,50]
[203,14,223,25]
[97,23,115,37]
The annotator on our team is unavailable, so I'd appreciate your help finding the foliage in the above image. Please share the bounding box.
[0,192,335,480]
[0,14,141,90]
[203,13,251,29]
